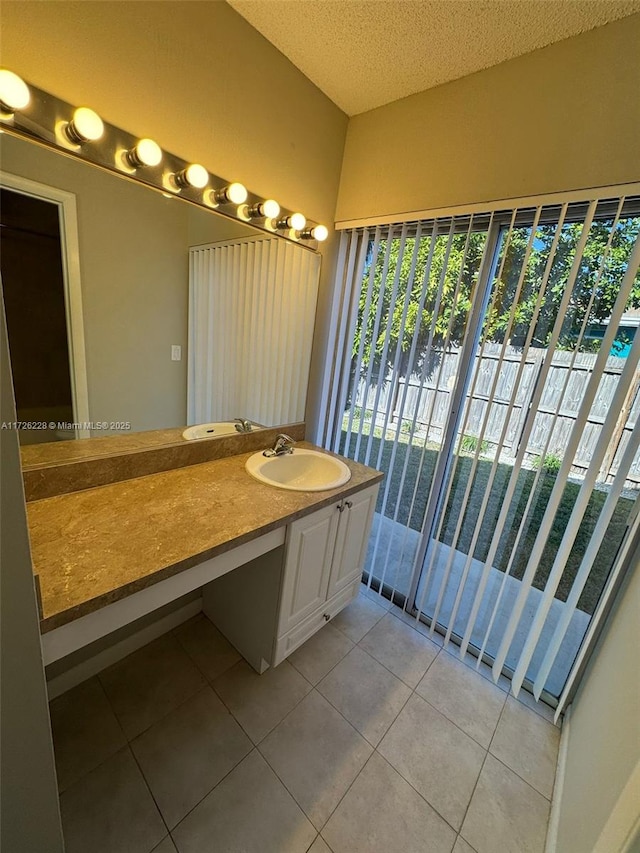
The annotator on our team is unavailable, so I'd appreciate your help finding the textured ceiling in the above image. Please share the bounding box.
[228,0,640,115]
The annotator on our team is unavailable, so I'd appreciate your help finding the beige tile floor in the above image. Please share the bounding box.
[50,586,561,853]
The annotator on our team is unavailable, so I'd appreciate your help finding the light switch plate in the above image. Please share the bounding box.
[171,345,182,361]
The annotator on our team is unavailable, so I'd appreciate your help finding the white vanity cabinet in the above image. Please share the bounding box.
[40,472,381,688]
[273,483,379,665]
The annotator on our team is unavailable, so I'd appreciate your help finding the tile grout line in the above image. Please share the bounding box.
[374,590,555,716]
[167,745,265,841]
[432,626,559,724]
[413,680,506,753]
[376,625,506,749]
[386,596,560,726]
[53,677,200,803]
[59,626,315,849]
[95,632,211,740]
[51,678,128,797]
[58,641,254,838]
[54,590,557,851]
[330,606,388,644]
[371,669,485,839]
[93,676,172,840]
[343,637,438,698]
[286,630,356,687]
[457,699,555,844]
[371,745,464,839]
[253,601,428,830]
[59,601,404,842]
[172,621,242,687]
[256,653,418,837]
[356,620,443,688]
[285,592,437,693]
[456,742,491,844]
[135,695,254,837]
[255,683,376,831]
[97,669,205,742]
[69,672,239,794]
[315,747,381,836]
[313,648,417,750]
[303,833,323,853]
[188,634,452,850]
[296,657,470,837]
[487,751,555,806]
[346,621,506,840]
[486,697,559,801]
[128,744,172,838]
[454,833,480,853]
[204,669,261,745]
[489,752,554,805]
[277,597,498,834]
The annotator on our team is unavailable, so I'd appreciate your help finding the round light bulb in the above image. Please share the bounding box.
[249,199,281,219]
[312,224,329,242]
[0,69,30,112]
[71,107,104,141]
[262,199,280,219]
[133,138,162,167]
[227,182,248,204]
[290,212,306,231]
[67,107,104,142]
[184,163,209,188]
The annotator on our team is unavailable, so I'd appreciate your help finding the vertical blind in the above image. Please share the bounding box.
[188,236,320,427]
[320,190,640,711]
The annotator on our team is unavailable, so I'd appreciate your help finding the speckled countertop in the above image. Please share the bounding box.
[27,443,383,633]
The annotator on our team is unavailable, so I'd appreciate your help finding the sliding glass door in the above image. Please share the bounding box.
[333,215,496,601]
[326,193,640,703]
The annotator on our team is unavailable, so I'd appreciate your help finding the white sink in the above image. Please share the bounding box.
[245,448,352,492]
[183,422,252,440]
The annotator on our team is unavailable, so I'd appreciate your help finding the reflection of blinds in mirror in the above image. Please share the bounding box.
[188,237,320,427]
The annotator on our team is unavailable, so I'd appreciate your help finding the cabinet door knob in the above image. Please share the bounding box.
[345,500,353,509]
[337,503,345,512]
[323,613,331,621]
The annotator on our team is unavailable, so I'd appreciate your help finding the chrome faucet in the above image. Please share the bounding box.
[234,418,253,433]
[263,433,296,457]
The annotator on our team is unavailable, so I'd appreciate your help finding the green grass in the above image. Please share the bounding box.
[340,425,634,614]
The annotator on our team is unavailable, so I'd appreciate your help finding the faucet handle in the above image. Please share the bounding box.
[263,433,296,456]
[275,433,295,446]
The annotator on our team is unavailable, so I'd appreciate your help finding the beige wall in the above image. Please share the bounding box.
[556,549,640,853]
[337,14,640,225]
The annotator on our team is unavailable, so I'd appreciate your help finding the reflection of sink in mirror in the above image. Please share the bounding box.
[245,448,351,492]
[182,422,262,440]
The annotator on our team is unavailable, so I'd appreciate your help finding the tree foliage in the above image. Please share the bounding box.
[353,216,640,382]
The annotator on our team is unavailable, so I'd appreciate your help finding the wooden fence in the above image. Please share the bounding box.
[354,342,640,486]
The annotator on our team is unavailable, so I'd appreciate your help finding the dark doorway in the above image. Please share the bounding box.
[0,188,74,444]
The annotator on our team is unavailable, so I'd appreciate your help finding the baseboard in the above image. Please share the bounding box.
[46,597,202,699]
[545,703,571,853]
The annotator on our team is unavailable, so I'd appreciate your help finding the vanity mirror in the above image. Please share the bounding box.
[0,80,323,462]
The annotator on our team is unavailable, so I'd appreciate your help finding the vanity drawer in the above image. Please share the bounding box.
[273,576,361,666]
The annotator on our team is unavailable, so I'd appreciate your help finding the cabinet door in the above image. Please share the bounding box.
[277,501,341,636]
[327,484,379,600]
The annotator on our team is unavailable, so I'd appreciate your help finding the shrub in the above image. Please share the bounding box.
[459,434,489,455]
[532,453,563,473]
